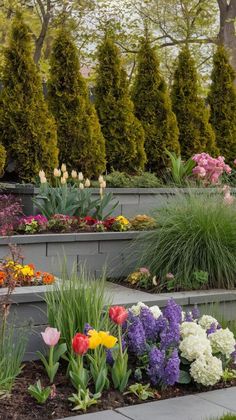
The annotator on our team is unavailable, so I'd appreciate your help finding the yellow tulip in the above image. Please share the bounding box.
[88,330,102,349]
[98,331,117,349]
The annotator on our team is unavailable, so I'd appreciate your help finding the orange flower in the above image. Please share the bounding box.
[35,271,42,278]
[42,273,55,285]
[0,271,6,285]
[28,263,35,272]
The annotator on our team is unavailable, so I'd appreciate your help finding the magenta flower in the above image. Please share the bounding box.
[41,327,60,347]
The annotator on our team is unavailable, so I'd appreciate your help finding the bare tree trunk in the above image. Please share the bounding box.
[217,0,236,73]
[33,0,51,64]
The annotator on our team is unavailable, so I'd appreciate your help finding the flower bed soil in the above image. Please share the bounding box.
[1,361,236,420]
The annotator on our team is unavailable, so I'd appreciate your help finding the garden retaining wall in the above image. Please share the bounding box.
[1,283,235,361]
[1,184,228,217]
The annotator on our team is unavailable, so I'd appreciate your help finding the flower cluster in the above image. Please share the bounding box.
[18,215,48,234]
[0,194,23,236]
[127,267,155,289]
[192,153,231,184]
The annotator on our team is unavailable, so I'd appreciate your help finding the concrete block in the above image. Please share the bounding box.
[18,243,47,260]
[198,387,236,412]
[47,241,99,257]
[59,410,127,420]
[9,301,47,326]
[99,240,131,253]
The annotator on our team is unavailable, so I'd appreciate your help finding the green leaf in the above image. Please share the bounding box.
[178,370,191,384]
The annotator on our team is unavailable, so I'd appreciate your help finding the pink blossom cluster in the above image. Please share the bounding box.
[19,214,48,226]
[192,153,231,184]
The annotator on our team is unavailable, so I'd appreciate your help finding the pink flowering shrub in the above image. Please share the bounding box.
[192,153,231,184]
[0,195,23,236]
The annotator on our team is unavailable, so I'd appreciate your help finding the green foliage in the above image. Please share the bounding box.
[37,342,67,384]
[95,35,146,173]
[171,47,218,159]
[103,171,161,188]
[45,266,112,353]
[208,46,236,164]
[47,28,106,178]
[0,13,58,182]
[132,36,180,172]
[125,383,155,400]
[135,192,236,289]
[28,380,51,404]
[68,388,101,412]
[0,143,6,177]
[165,150,196,186]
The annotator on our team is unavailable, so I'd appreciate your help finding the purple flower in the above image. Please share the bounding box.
[83,323,93,335]
[163,299,182,325]
[155,315,168,335]
[140,307,158,341]
[163,349,180,386]
[191,305,200,320]
[147,347,165,385]
[127,316,146,355]
[160,321,180,350]
[106,349,114,366]
[185,311,193,322]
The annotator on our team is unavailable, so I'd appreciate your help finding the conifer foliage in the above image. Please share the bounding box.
[132,36,180,172]
[47,28,106,177]
[0,143,6,177]
[95,35,146,173]
[172,47,218,159]
[0,13,58,182]
[208,45,236,163]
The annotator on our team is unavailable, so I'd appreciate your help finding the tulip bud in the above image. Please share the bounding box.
[53,168,60,177]
[61,163,67,173]
[78,172,84,181]
[98,175,104,184]
[71,170,77,179]
[40,176,47,184]
[63,171,69,180]
[61,177,66,185]
[79,182,84,189]
[39,170,45,178]
[84,178,90,187]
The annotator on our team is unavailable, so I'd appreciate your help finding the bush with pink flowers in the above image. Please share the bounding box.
[192,153,231,184]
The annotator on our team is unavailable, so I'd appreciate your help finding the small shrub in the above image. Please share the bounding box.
[103,171,161,188]
[0,195,23,235]
[130,215,157,231]
[135,192,236,289]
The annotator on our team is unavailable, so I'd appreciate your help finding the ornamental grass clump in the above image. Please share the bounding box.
[135,192,236,289]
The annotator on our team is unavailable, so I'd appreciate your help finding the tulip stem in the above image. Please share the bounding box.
[49,345,54,383]
[118,325,123,359]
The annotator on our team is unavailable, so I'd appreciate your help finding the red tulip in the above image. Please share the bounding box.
[72,333,89,355]
[109,306,128,325]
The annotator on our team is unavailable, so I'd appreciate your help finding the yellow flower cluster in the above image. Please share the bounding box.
[127,271,142,285]
[88,330,117,350]
[115,215,130,225]
[6,260,34,277]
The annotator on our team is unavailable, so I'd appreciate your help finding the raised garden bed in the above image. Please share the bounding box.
[2,282,236,361]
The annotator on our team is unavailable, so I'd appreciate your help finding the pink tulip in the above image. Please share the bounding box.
[41,327,60,347]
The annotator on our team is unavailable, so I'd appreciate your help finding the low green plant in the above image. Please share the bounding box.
[124,383,155,400]
[87,351,109,394]
[104,170,161,188]
[68,388,101,412]
[207,415,236,420]
[37,341,67,384]
[28,380,51,404]
[165,150,195,186]
[45,265,112,354]
[135,192,236,289]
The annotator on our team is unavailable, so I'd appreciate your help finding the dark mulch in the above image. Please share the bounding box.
[0,361,236,420]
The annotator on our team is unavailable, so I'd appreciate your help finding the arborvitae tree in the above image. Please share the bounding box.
[132,36,180,172]
[172,47,218,159]
[0,143,6,177]
[0,13,58,182]
[208,46,236,163]
[47,29,106,177]
[95,35,146,173]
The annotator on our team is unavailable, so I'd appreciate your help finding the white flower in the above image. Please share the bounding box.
[61,163,67,173]
[100,180,106,189]
[98,175,104,183]
[39,170,45,178]
[61,177,66,185]
[149,305,162,319]
[78,172,84,181]
[79,182,84,190]
[180,322,206,339]
[40,176,47,184]
[181,311,186,322]
[63,171,69,180]
[71,170,77,179]
[130,302,148,316]
[179,334,212,361]
[209,328,235,357]
[199,315,218,330]
[84,178,91,187]
[190,355,223,386]
[53,168,61,177]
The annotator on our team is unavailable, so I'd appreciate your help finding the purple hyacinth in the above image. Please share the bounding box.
[83,323,93,335]
[231,344,236,363]
[160,322,180,350]
[106,349,114,366]
[163,299,182,325]
[185,311,193,322]
[191,305,200,320]
[155,315,168,335]
[206,322,217,336]
[147,347,165,385]
[140,307,158,341]
[127,316,147,355]
[163,349,180,386]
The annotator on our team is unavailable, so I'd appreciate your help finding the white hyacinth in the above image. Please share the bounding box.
[149,305,162,319]
[130,302,148,316]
